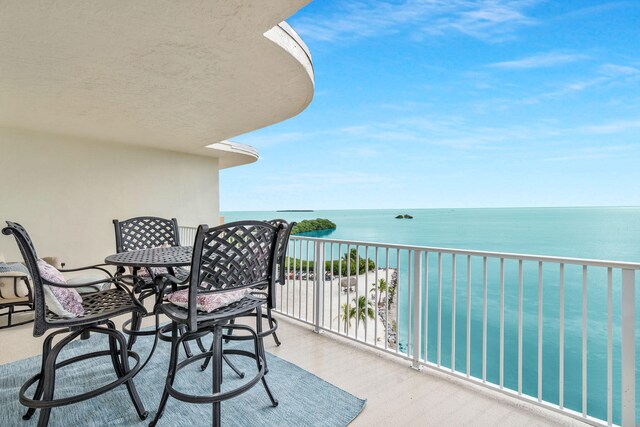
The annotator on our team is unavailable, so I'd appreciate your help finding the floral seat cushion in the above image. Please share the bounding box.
[37,259,84,318]
[165,288,248,313]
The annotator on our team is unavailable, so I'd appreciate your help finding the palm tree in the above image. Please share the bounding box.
[339,296,375,334]
[353,295,375,325]
[370,278,388,306]
[339,302,356,333]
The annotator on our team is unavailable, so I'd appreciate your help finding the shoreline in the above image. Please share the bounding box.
[281,267,398,350]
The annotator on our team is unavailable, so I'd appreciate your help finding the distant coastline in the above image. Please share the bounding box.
[277,209,314,212]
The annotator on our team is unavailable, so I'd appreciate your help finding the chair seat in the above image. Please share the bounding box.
[0,296,30,304]
[160,294,267,325]
[47,288,140,323]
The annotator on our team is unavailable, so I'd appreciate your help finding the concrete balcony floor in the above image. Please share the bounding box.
[0,309,587,426]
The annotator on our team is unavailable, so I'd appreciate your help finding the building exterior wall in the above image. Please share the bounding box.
[0,128,219,267]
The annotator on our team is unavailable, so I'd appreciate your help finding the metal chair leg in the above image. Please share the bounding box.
[200,339,245,379]
[23,334,55,421]
[255,306,268,374]
[107,321,148,420]
[266,307,281,346]
[251,319,278,408]
[223,318,236,343]
[211,326,223,427]
[149,323,180,427]
[178,324,193,358]
[223,353,245,379]
[127,311,143,350]
[36,335,68,427]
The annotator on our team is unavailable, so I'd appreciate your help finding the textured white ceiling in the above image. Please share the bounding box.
[0,0,314,161]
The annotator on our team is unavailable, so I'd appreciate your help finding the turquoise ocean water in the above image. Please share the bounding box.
[223,207,640,423]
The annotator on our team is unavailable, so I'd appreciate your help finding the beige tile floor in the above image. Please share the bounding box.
[0,308,588,427]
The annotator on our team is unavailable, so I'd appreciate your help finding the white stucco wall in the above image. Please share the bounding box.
[0,128,219,267]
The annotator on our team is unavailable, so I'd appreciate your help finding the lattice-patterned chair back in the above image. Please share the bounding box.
[266,219,294,308]
[185,221,279,330]
[113,216,180,253]
[267,219,294,286]
[3,222,50,336]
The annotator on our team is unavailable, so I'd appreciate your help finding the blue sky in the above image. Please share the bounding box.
[220,1,640,211]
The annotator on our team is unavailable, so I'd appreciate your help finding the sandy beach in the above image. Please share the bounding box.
[278,268,398,349]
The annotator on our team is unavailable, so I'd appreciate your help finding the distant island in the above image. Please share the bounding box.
[395,214,413,219]
[277,209,314,212]
[291,218,336,235]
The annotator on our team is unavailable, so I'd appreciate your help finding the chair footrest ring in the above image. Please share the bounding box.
[167,349,265,404]
[122,318,160,338]
[19,350,141,409]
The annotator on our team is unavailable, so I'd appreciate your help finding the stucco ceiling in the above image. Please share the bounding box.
[0,1,314,163]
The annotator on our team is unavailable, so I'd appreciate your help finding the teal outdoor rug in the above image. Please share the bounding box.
[0,333,365,426]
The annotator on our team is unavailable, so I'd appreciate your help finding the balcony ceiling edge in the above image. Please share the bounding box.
[0,1,313,165]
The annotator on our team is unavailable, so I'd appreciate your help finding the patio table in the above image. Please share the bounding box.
[105,246,192,271]
[104,246,201,355]
[104,245,244,376]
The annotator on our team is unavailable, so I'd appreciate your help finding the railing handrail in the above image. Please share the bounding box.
[290,235,640,270]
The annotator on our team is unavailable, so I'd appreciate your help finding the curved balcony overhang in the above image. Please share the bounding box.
[0,1,314,168]
[206,140,259,169]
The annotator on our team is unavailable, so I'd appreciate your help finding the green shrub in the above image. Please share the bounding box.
[290,218,336,235]
[286,248,376,276]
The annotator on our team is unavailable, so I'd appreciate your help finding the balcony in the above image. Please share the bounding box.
[1,225,636,426]
[195,228,638,426]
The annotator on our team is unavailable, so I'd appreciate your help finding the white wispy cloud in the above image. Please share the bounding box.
[488,52,588,69]
[520,61,639,104]
[332,116,559,151]
[293,0,539,43]
[260,171,388,192]
[598,63,640,77]
[581,119,640,134]
[543,144,638,162]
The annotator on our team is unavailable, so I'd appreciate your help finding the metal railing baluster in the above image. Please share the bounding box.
[559,263,564,410]
[582,265,587,417]
[466,255,471,378]
[437,252,442,367]
[308,240,316,321]
[385,249,390,351]
[482,256,487,383]
[518,259,523,395]
[338,243,343,334]
[607,267,612,427]
[424,252,429,364]
[407,250,412,358]
[412,250,422,369]
[355,245,360,340]
[500,257,504,389]
[452,254,456,373]
[374,247,379,345]
[621,268,635,427]
[538,261,543,402]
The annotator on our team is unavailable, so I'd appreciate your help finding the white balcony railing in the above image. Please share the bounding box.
[178,227,639,427]
[278,236,639,427]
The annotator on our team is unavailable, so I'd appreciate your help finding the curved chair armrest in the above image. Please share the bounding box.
[154,273,190,300]
[155,273,190,286]
[42,274,140,289]
[43,276,147,314]
[59,264,114,278]
[0,271,28,277]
